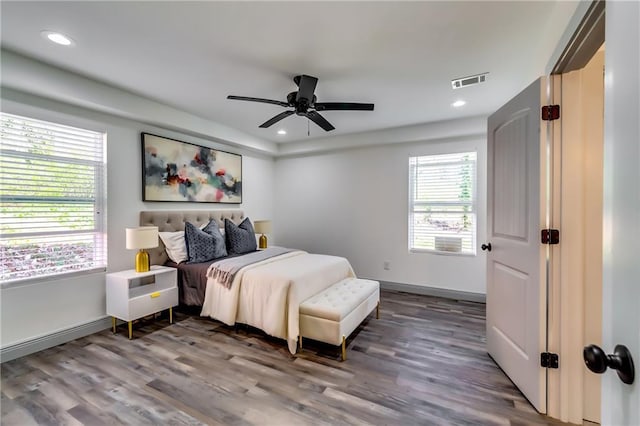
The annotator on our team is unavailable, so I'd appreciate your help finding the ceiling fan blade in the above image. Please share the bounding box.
[314,102,375,111]
[227,95,289,108]
[296,75,318,103]
[259,110,294,128]
[306,111,335,131]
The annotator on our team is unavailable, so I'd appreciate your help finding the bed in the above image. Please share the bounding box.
[140,210,355,353]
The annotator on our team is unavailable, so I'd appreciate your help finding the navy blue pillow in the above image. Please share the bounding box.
[225,218,257,255]
[185,221,227,263]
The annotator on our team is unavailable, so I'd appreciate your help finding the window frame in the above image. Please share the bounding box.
[0,112,107,286]
[408,151,478,256]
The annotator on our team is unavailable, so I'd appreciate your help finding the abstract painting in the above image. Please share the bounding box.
[141,133,242,203]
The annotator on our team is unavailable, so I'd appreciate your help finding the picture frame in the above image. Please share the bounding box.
[141,133,242,203]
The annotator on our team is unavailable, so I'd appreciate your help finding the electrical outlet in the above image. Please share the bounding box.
[383,261,391,271]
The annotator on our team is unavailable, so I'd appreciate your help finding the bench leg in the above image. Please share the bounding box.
[376,300,380,319]
[341,335,347,361]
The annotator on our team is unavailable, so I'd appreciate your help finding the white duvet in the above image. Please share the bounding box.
[200,251,355,354]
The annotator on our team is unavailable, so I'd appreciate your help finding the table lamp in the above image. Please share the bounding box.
[126,226,158,272]
[253,220,272,249]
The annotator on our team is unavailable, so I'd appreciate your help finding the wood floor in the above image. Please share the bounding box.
[1,290,562,425]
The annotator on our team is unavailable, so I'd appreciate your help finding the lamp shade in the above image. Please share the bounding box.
[253,220,272,234]
[126,226,159,249]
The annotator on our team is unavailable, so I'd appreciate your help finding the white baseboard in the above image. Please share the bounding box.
[1,316,112,363]
[378,280,486,303]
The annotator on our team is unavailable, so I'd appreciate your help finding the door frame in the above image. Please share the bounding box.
[544,1,606,423]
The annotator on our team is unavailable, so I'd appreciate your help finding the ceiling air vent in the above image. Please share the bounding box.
[451,73,488,89]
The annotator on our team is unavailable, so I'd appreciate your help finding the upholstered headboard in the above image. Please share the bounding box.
[139,209,245,266]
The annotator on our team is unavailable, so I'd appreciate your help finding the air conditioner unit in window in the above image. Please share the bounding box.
[435,236,462,252]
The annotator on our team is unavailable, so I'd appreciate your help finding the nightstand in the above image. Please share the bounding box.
[106,265,178,339]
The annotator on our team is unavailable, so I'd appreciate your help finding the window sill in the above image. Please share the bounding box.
[1,267,107,290]
[409,249,477,257]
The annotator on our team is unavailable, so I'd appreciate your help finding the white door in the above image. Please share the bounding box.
[486,78,547,413]
[599,1,639,424]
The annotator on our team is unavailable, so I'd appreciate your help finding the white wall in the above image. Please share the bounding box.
[0,88,275,348]
[601,1,640,423]
[275,133,487,295]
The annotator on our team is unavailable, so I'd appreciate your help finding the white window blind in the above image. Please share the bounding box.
[409,152,477,254]
[0,112,106,283]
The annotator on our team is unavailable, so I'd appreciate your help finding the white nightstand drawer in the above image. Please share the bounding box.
[128,287,178,320]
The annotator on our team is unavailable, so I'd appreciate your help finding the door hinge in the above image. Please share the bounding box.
[541,229,560,244]
[541,105,560,121]
[540,352,559,369]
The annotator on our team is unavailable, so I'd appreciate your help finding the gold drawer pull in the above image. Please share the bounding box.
[150,292,161,298]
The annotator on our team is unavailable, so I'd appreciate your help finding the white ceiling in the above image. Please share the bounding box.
[0,1,579,144]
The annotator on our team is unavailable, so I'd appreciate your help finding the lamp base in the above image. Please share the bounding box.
[259,234,267,249]
[135,249,150,272]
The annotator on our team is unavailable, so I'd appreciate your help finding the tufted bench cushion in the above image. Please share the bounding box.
[299,277,379,360]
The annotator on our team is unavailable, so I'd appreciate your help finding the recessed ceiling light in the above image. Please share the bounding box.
[277,129,287,135]
[452,100,466,108]
[41,31,75,46]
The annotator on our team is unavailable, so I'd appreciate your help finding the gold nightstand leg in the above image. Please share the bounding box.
[299,336,303,350]
[341,335,347,361]
[169,307,173,324]
[112,317,116,333]
[128,321,132,339]
[376,300,380,319]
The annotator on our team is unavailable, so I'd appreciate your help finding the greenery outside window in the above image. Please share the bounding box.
[409,152,477,255]
[0,112,107,284]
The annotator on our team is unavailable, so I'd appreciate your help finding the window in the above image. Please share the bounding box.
[0,112,106,283]
[409,152,477,255]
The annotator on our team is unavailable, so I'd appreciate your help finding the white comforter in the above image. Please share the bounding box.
[200,251,355,354]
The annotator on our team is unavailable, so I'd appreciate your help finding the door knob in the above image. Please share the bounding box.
[481,243,492,252]
[583,344,635,385]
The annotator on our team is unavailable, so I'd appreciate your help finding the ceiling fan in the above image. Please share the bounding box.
[227,74,374,132]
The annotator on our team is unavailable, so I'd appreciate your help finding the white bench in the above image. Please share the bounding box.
[299,277,380,361]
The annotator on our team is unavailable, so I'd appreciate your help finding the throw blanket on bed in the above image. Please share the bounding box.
[200,251,355,354]
[206,246,297,289]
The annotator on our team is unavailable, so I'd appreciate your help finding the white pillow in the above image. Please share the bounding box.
[159,231,188,264]
[159,224,225,264]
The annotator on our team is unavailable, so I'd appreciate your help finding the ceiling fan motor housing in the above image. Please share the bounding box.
[287,91,317,115]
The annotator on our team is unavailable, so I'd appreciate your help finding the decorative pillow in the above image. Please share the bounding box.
[185,221,227,263]
[207,220,227,254]
[225,217,257,255]
[158,231,189,264]
[158,223,213,264]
